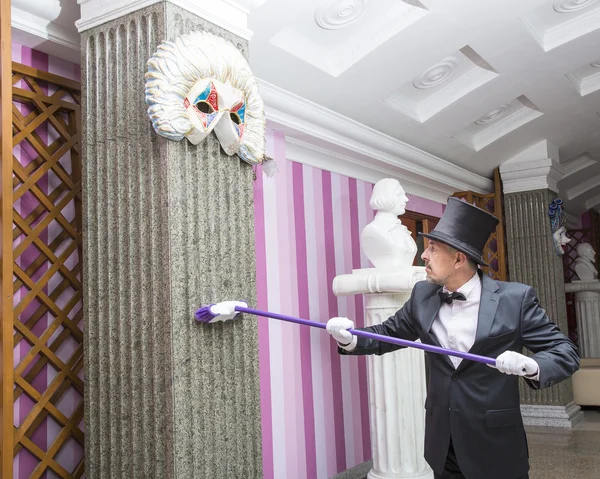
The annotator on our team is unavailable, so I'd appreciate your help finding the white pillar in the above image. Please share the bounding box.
[566,280,600,358]
[365,293,431,479]
[565,279,600,358]
[334,269,433,479]
[575,291,600,357]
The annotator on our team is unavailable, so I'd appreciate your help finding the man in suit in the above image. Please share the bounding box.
[326,198,579,479]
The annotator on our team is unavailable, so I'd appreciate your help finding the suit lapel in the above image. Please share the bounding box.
[457,273,499,372]
[423,289,455,369]
[423,289,442,334]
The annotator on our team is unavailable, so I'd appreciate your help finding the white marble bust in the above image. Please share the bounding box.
[574,243,598,281]
[361,178,417,270]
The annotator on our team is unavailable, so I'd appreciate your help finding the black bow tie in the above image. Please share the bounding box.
[438,291,466,304]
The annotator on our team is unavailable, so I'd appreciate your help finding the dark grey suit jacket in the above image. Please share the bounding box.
[340,271,579,479]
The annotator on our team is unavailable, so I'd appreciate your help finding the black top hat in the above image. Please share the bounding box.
[418,197,499,266]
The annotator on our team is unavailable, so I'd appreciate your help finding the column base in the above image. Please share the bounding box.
[367,468,434,479]
[330,460,372,479]
[520,401,584,428]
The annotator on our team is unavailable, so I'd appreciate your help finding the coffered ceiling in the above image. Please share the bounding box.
[11,0,600,217]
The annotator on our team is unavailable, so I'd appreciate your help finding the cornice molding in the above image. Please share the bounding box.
[562,153,596,179]
[566,173,600,200]
[76,0,255,39]
[259,80,493,198]
[11,6,80,51]
[499,157,565,194]
[285,137,456,204]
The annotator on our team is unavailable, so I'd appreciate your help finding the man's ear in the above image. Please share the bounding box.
[455,251,469,267]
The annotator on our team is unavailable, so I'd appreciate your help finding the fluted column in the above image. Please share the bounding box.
[78,1,263,477]
[500,143,583,427]
[364,293,431,479]
[334,267,432,479]
[569,287,600,357]
[565,280,600,357]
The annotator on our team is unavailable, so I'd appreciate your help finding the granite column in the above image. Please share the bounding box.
[500,141,583,427]
[77,1,265,476]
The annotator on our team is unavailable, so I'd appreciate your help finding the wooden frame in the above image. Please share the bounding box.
[1,1,14,476]
[400,209,441,266]
[2,52,84,478]
[401,210,440,236]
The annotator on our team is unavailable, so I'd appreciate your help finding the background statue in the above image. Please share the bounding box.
[361,178,417,269]
[574,243,598,281]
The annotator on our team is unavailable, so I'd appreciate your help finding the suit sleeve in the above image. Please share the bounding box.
[339,285,419,356]
[520,285,580,389]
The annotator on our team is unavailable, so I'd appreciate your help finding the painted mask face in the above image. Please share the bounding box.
[183,78,246,155]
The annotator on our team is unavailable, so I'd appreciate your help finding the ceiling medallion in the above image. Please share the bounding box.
[412,57,458,89]
[475,105,510,125]
[314,0,369,30]
[553,0,598,13]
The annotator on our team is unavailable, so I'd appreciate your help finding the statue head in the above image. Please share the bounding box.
[145,31,266,166]
[369,178,409,216]
[576,243,596,262]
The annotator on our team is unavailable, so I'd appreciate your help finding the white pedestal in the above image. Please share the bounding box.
[334,268,433,479]
[365,293,432,479]
[574,290,600,358]
[565,281,600,358]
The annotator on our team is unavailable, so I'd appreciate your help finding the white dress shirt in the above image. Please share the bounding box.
[431,272,481,369]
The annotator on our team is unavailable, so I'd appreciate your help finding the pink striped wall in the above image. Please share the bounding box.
[12,43,82,479]
[254,131,444,478]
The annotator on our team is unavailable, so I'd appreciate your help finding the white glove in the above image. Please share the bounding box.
[210,301,248,322]
[326,317,355,345]
[490,351,539,378]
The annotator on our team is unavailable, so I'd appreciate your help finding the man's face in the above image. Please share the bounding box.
[421,239,457,286]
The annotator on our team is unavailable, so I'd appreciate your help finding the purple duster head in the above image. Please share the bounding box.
[195,304,218,323]
[194,301,248,324]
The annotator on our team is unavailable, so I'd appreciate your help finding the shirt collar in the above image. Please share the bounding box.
[443,271,480,298]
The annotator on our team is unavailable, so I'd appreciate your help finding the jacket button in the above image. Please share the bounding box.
[452,374,458,381]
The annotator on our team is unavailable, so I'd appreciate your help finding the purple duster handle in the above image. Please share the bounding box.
[234,306,496,366]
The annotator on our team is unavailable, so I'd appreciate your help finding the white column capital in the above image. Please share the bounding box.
[76,0,267,39]
[499,140,564,194]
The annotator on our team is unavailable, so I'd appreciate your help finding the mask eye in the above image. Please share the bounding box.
[229,112,241,125]
[196,100,215,114]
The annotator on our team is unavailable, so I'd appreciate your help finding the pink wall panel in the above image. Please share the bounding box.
[254,131,444,478]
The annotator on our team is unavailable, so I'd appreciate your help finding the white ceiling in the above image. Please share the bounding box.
[12,0,600,217]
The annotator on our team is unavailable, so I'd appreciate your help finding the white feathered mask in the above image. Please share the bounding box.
[145,31,276,175]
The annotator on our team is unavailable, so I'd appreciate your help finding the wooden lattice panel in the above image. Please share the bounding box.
[451,169,507,281]
[2,62,83,478]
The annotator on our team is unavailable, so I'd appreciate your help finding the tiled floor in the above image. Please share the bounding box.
[333,409,600,479]
[527,408,600,479]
